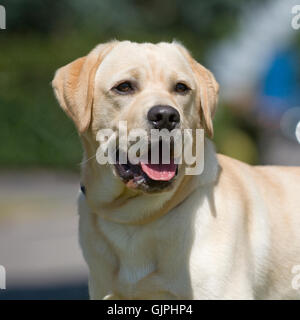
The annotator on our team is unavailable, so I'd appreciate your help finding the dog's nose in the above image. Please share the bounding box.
[147,105,180,130]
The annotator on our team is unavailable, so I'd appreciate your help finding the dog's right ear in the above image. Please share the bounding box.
[52,42,117,134]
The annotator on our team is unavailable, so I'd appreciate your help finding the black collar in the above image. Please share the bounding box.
[80,184,86,195]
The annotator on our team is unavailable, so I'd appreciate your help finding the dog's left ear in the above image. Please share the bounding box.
[52,42,117,133]
[175,43,219,138]
[191,62,219,138]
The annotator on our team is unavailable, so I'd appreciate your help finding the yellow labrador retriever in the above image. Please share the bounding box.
[52,40,300,299]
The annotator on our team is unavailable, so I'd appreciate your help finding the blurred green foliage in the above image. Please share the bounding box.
[0,0,261,169]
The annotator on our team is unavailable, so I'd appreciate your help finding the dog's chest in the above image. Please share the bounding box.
[98,219,158,289]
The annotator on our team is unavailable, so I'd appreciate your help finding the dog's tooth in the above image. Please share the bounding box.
[136,178,144,185]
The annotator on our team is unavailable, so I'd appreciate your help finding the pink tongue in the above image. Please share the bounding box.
[140,162,177,181]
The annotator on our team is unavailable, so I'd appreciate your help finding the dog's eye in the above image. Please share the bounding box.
[114,81,134,94]
[175,82,190,94]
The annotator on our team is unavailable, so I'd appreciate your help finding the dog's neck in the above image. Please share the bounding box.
[80,137,219,225]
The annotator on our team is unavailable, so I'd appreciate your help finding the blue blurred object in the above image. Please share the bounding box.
[257,48,300,122]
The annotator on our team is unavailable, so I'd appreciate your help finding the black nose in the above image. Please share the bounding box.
[147,105,180,130]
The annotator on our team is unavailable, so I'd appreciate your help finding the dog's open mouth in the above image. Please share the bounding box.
[114,143,179,192]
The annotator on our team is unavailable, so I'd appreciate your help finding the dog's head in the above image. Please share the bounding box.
[52,41,219,194]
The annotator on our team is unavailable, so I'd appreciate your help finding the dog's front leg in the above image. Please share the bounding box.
[88,269,116,300]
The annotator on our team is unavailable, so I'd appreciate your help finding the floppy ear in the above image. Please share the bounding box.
[191,61,219,138]
[52,42,117,133]
[175,43,219,138]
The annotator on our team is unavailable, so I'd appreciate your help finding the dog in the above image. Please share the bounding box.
[52,40,300,299]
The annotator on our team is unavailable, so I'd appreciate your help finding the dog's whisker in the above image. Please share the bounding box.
[78,154,97,166]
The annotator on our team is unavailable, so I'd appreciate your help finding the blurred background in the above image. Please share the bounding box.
[0,0,299,299]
